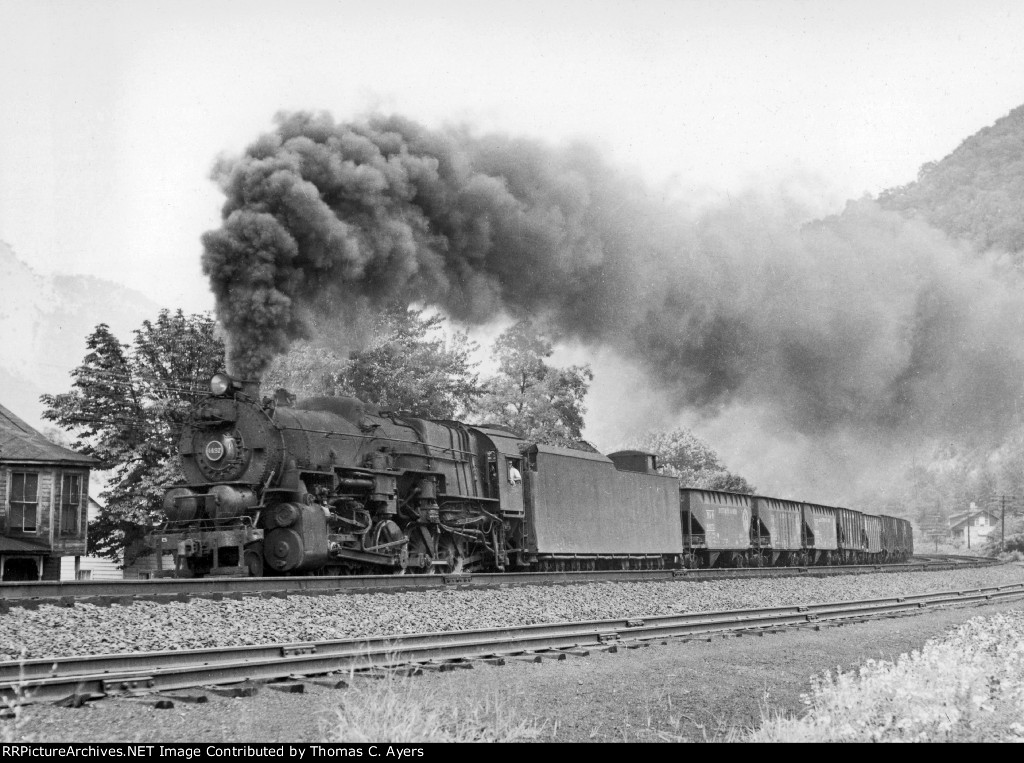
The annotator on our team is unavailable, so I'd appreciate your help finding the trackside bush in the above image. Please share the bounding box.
[748,611,1024,742]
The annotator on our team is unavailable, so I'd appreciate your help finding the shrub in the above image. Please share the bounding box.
[747,611,1024,742]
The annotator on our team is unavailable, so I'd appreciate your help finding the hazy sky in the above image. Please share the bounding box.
[2,0,1024,314]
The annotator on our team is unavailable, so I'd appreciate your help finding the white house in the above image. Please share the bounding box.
[948,504,999,548]
[59,496,122,580]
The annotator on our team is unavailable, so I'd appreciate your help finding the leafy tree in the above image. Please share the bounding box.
[472,320,594,448]
[41,310,225,563]
[344,306,484,418]
[622,428,755,493]
[260,340,349,400]
[262,304,484,419]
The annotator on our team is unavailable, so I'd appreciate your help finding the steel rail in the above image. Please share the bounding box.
[2,582,1022,706]
[0,556,996,607]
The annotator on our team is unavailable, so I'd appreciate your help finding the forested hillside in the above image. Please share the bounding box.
[878,105,1024,257]
[868,105,1024,540]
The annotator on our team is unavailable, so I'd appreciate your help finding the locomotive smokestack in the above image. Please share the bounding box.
[240,379,261,400]
[223,354,262,401]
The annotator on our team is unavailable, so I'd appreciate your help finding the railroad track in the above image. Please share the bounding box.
[0,555,996,609]
[3,581,1022,709]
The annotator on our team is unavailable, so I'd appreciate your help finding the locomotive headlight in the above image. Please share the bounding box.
[205,440,226,461]
[210,373,232,395]
[204,435,237,463]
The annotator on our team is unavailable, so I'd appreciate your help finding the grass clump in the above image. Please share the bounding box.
[748,611,1024,742]
[1,653,37,743]
[322,669,545,743]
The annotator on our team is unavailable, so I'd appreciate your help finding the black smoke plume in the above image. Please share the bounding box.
[203,111,1024,445]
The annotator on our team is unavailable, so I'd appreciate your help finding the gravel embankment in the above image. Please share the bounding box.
[1,565,1022,661]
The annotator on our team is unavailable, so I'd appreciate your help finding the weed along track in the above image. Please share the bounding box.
[3,582,1022,711]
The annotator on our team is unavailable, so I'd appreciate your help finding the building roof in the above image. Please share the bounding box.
[948,508,1000,530]
[0,403,95,466]
[0,536,50,554]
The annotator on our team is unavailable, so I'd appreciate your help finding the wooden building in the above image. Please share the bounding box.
[0,402,95,580]
[948,504,1000,549]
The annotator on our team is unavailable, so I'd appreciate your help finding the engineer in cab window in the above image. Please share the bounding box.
[508,462,522,486]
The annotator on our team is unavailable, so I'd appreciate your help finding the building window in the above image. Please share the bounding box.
[75,569,92,581]
[9,472,39,532]
[60,474,82,536]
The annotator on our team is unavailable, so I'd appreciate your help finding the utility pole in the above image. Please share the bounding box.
[991,494,1019,553]
[1002,494,1006,553]
[967,502,978,550]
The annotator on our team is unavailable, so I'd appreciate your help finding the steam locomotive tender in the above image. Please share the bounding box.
[148,374,912,577]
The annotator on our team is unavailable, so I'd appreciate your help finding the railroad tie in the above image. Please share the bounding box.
[306,677,350,690]
[267,682,305,694]
[157,693,209,704]
[422,660,473,672]
[475,657,507,666]
[558,648,590,657]
[207,682,260,698]
[52,692,104,708]
[538,650,568,661]
[114,696,175,710]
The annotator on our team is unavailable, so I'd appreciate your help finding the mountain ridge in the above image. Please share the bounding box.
[0,241,160,429]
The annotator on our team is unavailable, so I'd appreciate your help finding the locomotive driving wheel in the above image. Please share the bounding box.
[369,520,409,575]
[406,525,439,573]
[436,534,469,574]
[244,543,264,577]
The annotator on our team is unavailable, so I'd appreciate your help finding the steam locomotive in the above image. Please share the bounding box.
[147,374,913,577]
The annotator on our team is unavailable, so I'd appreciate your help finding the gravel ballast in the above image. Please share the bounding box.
[1,565,1022,660]
[8,596,1024,742]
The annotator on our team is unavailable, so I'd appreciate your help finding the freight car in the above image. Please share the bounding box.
[146,375,913,577]
[679,488,912,568]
